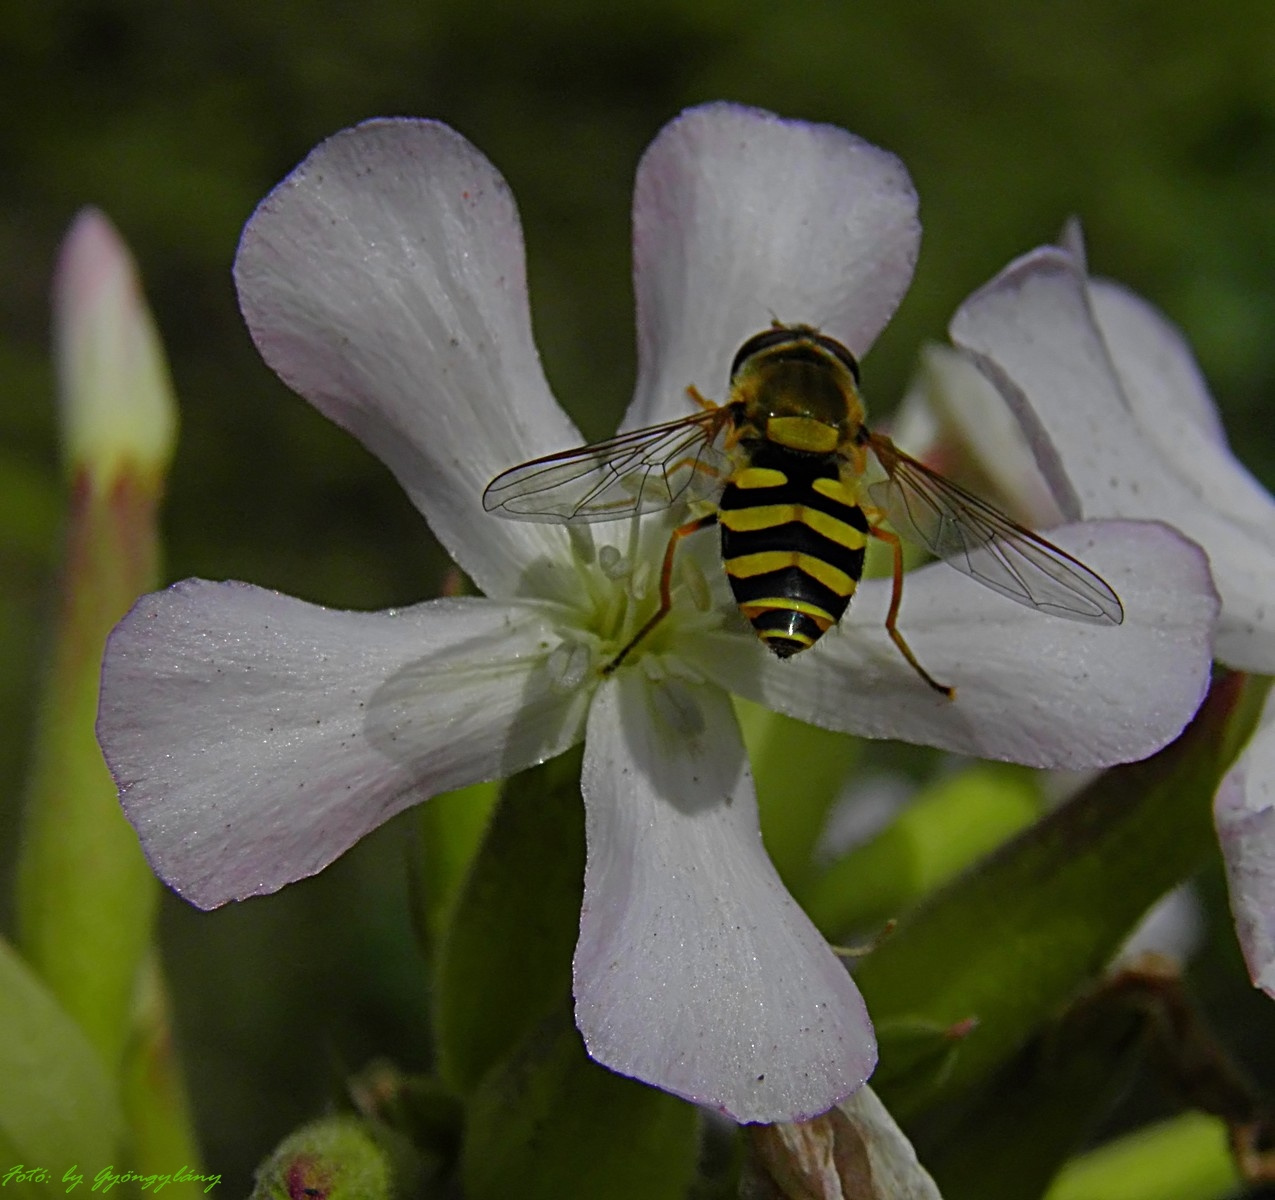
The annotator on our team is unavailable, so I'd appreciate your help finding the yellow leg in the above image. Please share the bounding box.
[604,513,718,674]
[869,524,955,699]
[686,384,716,411]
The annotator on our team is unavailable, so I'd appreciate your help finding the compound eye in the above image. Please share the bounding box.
[812,332,860,382]
[729,325,861,383]
[729,327,794,380]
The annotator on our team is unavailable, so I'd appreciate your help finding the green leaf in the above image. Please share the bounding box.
[347,1065,463,1181]
[1045,1112,1239,1200]
[864,1016,973,1103]
[921,975,1160,1199]
[16,471,165,1071]
[734,695,861,893]
[0,935,123,1163]
[805,763,1043,936]
[412,777,500,952]
[118,952,202,1172]
[433,748,585,1095]
[856,672,1260,1118]
[462,1006,698,1200]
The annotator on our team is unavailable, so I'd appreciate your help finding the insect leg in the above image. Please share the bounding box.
[868,523,955,699]
[686,384,717,412]
[604,512,719,674]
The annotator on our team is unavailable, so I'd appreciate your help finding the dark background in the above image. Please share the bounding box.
[3,1,1273,1189]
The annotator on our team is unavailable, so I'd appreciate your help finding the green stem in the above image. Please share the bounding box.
[857,673,1259,1118]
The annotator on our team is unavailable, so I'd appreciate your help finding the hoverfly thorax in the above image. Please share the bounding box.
[728,326,866,457]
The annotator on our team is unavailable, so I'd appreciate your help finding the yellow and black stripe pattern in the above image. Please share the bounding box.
[718,443,869,658]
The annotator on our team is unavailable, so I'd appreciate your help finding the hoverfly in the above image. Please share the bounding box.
[482,324,1123,696]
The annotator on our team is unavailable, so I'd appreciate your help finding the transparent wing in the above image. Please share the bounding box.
[865,432,1124,625]
[483,409,731,524]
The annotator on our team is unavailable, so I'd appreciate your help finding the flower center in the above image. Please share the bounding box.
[549,516,722,688]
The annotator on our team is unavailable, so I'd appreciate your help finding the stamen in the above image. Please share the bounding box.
[681,557,712,612]
[600,582,627,639]
[598,543,630,580]
[630,559,652,601]
[665,656,705,685]
[547,639,592,691]
[641,654,667,683]
[568,523,595,565]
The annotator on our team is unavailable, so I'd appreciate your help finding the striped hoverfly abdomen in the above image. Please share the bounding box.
[717,444,870,659]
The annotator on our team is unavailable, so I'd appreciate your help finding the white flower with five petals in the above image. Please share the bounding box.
[97,106,1218,1123]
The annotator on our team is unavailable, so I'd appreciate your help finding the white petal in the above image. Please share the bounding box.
[949,248,1130,522]
[951,250,1275,671]
[234,119,580,598]
[98,580,588,908]
[1216,692,1275,996]
[899,343,1066,528]
[627,103,920,428]
[1113,884,1205,966]
[575,672,874,1123]
[1089,278,1227,444]
[687,521,1216,770]
[1090,278,1275,527]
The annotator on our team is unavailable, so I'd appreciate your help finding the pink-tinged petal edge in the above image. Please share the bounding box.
[626,102,920,430]
[97,580,588,908]
[234,119,582,600]
[54,207,178,481]
[575,671,875,1124]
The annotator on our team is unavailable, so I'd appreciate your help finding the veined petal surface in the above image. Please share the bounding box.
[234,119,581,598]
[97,581,587,908]
[1089,278,1275,528]
[575,672,874,1123]
[898,343,1066,528]
[689,521,1217,769]
[1216,691,1275,996]
[951,250,1275,671]
[1087,279,1229,448]
[627,102,920,429]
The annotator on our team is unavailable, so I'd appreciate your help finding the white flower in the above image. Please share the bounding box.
[97,106,1216,1123]
[950,223,1275,672]
[944,222,1275,996]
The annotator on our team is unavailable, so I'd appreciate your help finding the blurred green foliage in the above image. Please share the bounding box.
[3,0,1274,1190]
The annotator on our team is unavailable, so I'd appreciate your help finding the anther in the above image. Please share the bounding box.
[598,544,630,580]
[547,640,591,691]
